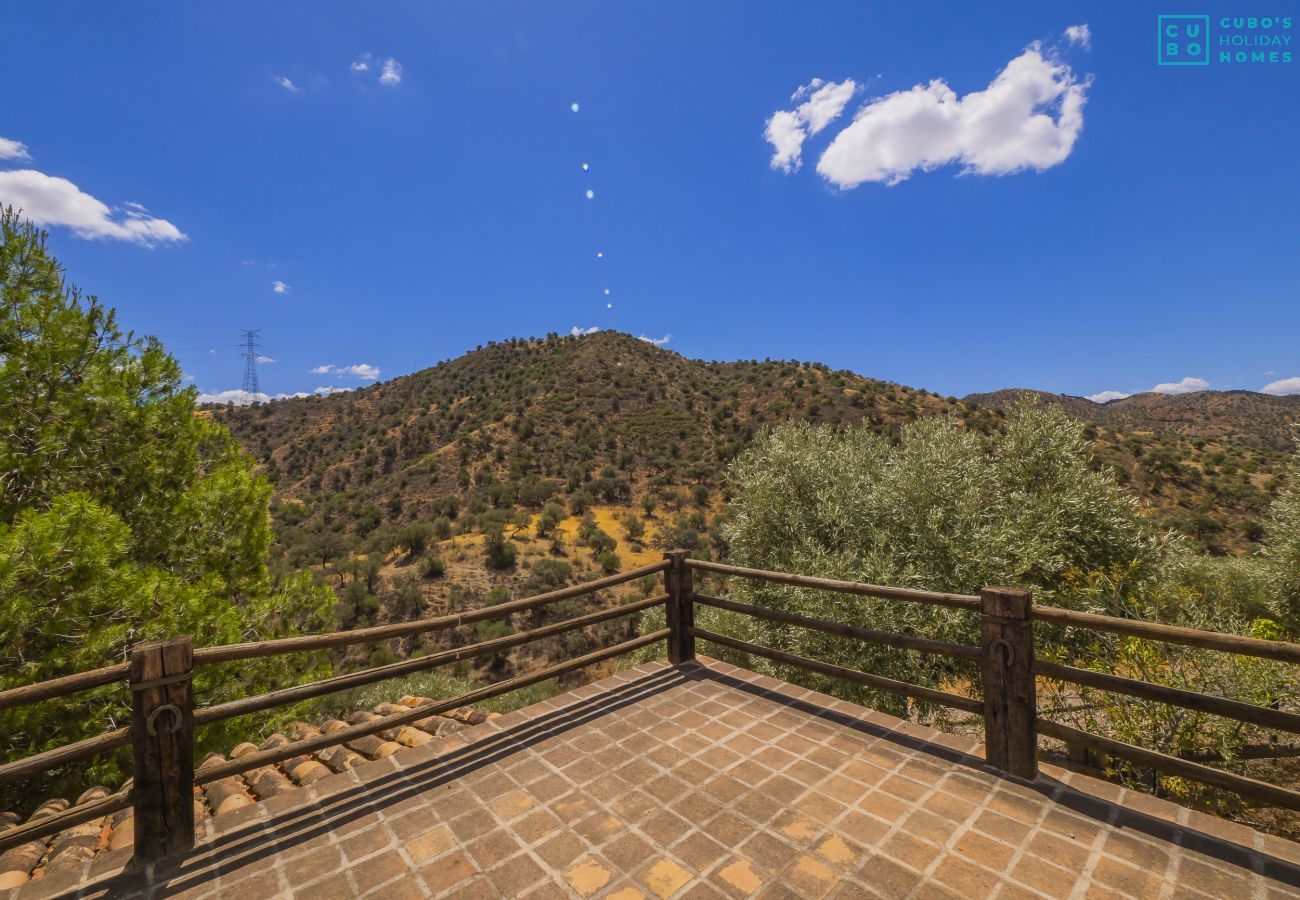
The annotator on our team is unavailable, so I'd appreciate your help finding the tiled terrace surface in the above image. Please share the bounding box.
[14,657,1300,900]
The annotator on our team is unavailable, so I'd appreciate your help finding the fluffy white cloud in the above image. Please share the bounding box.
[310,363,381,379]
[0,137,30,161]
[1064,25,1092,49]
[1064,25,1092,50]
[197,389,269,405]
[764,78,857,172]
[809,45,1088,189]
[1086,390,1130,403]
[1261,376,1300,396]
[570,325,600,336]
[379,58,403,87]
[256,355,276,364]
[638,333,672,346]
[1152,376,1210,395]
[350,53,372,73]
[274,75,300,93]
[272,280,290,294]
[0,169,186,245]
[197,385,352,405]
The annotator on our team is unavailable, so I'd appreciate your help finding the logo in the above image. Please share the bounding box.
[1157,15,1294,65]
[1158,14,1210,65]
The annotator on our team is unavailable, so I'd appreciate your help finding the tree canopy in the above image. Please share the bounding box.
[0,210,332,804]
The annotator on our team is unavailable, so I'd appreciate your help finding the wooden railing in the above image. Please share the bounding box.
[0,559,673,863]
[679,556,1300,814]
[4,550,1300,865]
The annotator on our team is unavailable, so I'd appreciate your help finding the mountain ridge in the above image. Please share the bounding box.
[212,331,1292,556]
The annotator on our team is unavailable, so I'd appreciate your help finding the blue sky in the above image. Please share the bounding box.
[3,3,1297,402]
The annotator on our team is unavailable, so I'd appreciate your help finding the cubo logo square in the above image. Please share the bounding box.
[1158,15,1211,65]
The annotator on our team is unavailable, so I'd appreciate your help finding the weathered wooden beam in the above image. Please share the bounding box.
[664,550,695,664]
[980,587,1037,780]
[129,637,195,864]
[1032,605,1300,664]
[685,559,982,611]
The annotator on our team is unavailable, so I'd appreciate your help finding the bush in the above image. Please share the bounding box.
[419,556,446,579]
[721,400,1162,716]
[598,551,621,574]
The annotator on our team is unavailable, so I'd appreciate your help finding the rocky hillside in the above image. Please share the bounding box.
[968,389,1300,452]
[213,332,1291,557]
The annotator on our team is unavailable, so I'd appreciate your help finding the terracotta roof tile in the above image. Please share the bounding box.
[0,698,496,887]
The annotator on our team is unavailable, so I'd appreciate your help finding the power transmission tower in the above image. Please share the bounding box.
[240,329,262,401]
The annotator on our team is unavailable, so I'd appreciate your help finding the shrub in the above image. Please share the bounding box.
[419,556,446,579]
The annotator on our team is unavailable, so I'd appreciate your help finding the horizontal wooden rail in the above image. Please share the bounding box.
[0,789,132,857]
[0,727,130,786]
[686,559,981,612]
[1037,720,1300,812]
[192,560,670,666]
[195,629,669,786]
[1032,605,1300,665]
[689,593,981,661]
[0,663,130,712]
[194,594,666,727]
[1034,660,1300,736]
[691,627,983,715]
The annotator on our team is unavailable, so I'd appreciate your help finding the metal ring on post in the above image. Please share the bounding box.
[146,703,183,736]
[990,637,1015,668]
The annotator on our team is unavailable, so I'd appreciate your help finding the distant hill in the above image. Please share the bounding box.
[966,388,1300,452]
[212,332,1292,557]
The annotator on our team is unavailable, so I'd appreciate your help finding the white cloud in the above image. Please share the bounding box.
[1086,390,1130,403]
[764,78,858,173]
[638,333,672,346]
[310,363,381,379]
[1261,377,1300,396]
[379,58,403,87]
[256,355,276,364]
[0,137,30,161]
[274,75,300,93]
[197,385,353,405]
[1152,376,1210,395]
[0,169,186,246]
[1064,24,1092,50]
[272,280,290,294]
[198,389,269,405]
[810,45,1089,189]
[570,325,600,336]
[350,53,372,73]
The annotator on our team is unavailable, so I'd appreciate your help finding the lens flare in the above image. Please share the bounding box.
[585,189,594,199]
[596,251,604,258]
[603,288,611,295]
[570,102,580,113]
[581,163,590,172]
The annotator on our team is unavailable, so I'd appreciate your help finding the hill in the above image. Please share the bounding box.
[213,332,1291,562]
[967,388,1300,452]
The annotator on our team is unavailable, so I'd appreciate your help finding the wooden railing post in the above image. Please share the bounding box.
[979,587,1037,779]
[664,550,695,664]
[129,637,195,865]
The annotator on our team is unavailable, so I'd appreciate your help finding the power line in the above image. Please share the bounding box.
[240,329,262,400]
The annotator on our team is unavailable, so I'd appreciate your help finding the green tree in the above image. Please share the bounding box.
[1262,438,1300,630]
[482,521,517,570]
[0,212,332,806]
[720,401,1160,716]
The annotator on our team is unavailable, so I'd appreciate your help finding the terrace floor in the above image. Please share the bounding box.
[14,657,1300,900]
